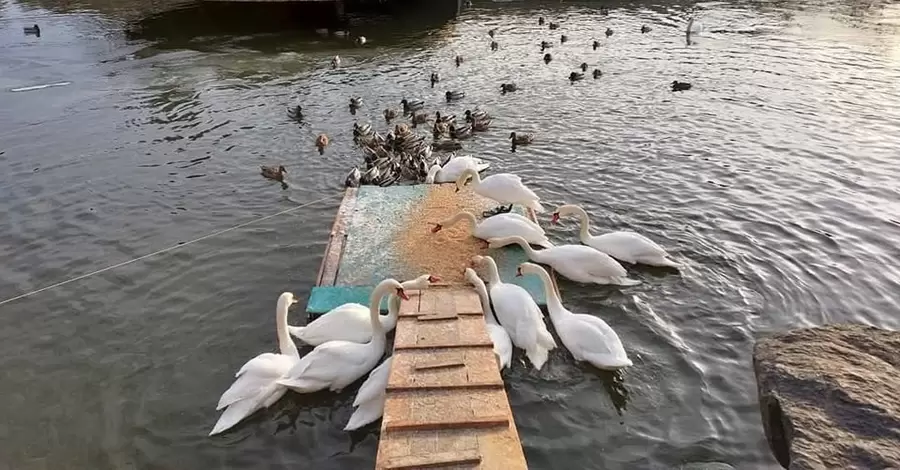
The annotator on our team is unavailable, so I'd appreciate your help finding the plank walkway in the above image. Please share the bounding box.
[375,287,528,470]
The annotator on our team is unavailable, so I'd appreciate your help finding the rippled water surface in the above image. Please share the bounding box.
[3,0,900,468]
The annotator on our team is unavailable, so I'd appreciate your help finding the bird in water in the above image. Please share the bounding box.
[491,41,498,51]
[464,109,491,123]
[580,62,588,72]
[488,28,496,38]
[315,134,329,154]
[446,90,465,102]
[471,119,492,132]
[641,25,652,34]
[450,124,473,140]
[560,34,568,44]
[331,55,341,68]
[349,97,362,115]
[287,105,303,122]
[410,112,429,127]
[600,6,609,15]
[538,17,545,26]
[541,40,553,52]
[401,98,425,114]
[593,69,603,79]
[455,55,463,67]
[509,132,534,152]
[500,83,518,94]
[435,111,456,125]
[430,72,439,88]
[384,108,398,122]
[24,24,40,37]
[543,53,552,64]
[549,22,559,30]
[355,36,367,46]
[605,28,613,38]
[261,165,288,189]
[671,81,692,91]
[569,71,585,82]
[593,40,600,50]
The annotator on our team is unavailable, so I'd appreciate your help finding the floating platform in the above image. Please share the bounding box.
[309,184,547,316]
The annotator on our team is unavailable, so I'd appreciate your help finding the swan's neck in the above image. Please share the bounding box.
[575,208,593,243]
[275,301,299,357]
[534,270,566,321]
[509,237,540,261]
[368,285,389,350]
[467,170,482,187]
[484,259,502,285]
[383,294,401,330]
[473,280,496,325]
[426,165,440,183]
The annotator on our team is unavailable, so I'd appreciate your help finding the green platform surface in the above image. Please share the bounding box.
[307,185,546,315]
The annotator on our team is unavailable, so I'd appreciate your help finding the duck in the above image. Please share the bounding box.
[472,119,492,132]
[449,123,473,140]
[672,80,692,91]
[24,24,40,36]
[600,6,609,15]
[641,25,652,34]
[605,27,614,37]
[593,40,600,50]
[593,69,603,79]
[543,53,552,64]
[315,134,329,154]
[410,112,429,126]
[446,90,466,102]
[488,28,496,38]
[435,112,456,125]
[350,97,363,108]
[518,263,632,370]
[491,41,499,51]
[400,98,425,114]
[433,121,450,138]
[541,40,552,51]
[430,72,440,88]
[287,105,303,122]
[383,108,398,122]
[355,36,367,45]
[345,167,362,187]
[331,55,341,68]
[500,83,518,94]
[509,132,534,146]
[289,275,438,346]
[552,204,680,267]
[209,293,301,435]
[425,155,490,183]
[538,17,545,26]
[454,168,545,214]
[455,55,464,67]
[560,34,568,44]
[432,210,552,248]
[465,268,512,370]
[277,279,409,393]
[344,356,393,431]
[580,62,588,72]
[487,236,640,286]
[548,22,560,30]
[432,139,463,152]
[261,165,287,182]
[464,109,491,123]
[471,255,556,370]
[569,71,585,82]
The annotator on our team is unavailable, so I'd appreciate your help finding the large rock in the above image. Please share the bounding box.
[753,324,900,469]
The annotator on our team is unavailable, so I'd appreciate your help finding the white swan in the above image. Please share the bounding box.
[289,274,439,346]
[487,235,640,286]
[455,168,545,213]
[472,255,556,370]
[553,204,679,268]
[277,279,408,393]
[465,268,512,369]
[432,210,552,248]
[425,155,490,183]
[210,292,300,436]
[518,263,632,370]
[344,356,393,431]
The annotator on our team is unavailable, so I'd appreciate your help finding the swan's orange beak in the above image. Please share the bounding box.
[551,213,560,224]
[515,267,523,277]
[396,288,410,301]
[431,224,442,233]
[428,275,441,283]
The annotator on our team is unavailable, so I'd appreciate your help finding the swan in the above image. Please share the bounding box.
[454,168,545,216]
[487,236,640,286]
[210,292,300,436]
[471,255,556,370]
[289,274,439,346]
[277,279,409,393]
[517,263,632,370]
[425,155,490,183]
[431,210,552,248]
[465,268,512,369]
[344,356,392,431]
[552,204,679,268]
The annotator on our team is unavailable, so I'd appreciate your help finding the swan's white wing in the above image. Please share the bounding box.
[589,232,666,260]
[494,213,545,234]
[352,357,392,407]
[219,353,297,410]
[344,395,387,431]
[487,324,513,369]
[548,245,628,278]
[489,283,538,350]
[558,314,630,368]
[211,387,277,436]
[283,341,371,382]
[477,215,548,245]
[289,306,371,345]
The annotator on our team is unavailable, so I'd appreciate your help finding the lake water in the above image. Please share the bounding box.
[2,0,900,468]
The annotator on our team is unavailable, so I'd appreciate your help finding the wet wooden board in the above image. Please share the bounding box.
[376,287,528,470]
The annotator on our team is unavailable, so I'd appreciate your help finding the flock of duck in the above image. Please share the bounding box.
[227,10,696,439]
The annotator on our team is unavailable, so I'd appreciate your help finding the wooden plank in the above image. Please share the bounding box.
[414,361,465,371]
[385,415,510,432]
[383,450,482,470]
[394,342,494,351]
[316,188,356,286]
[417,313,459,322]
[386,382,504,392]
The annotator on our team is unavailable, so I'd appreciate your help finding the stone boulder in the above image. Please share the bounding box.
[753,324,900,469]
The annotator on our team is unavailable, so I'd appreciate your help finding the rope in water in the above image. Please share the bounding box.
[0,191,344,308]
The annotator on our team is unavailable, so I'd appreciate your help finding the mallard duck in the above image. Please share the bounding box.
[472,119,492,132]
[569,71,585,82]
[455,55,463,67]
[464,109,491,122]
[446,90,465,101]
[593,40,600,50]
[593,69,603,79]
[541,40,552,51]
[500,83,518,94]
[549,22,559,30]
[287,105,303,122]
[491,41,498,51]
[433,139,463,151]
[433,121,450,139]
[350,97,363,108]
[400,99,424,114]
[605,28,613,37]
[538,17,545,25]
[315,134,329,154]
[488,28,496,38]
[580,62,588,72]
[384,108,398,121]
[345,167,361,187]
[543,53,552,64]
[24,24,40,36]
[560,34,568,44]
[641,25,652,34]
[509,132,534,146]
[672,81,692,91]
[355,36,367,45]
[410,112,429,128]
[600,6,609,15]
[450,124,473,140]
[435,112,455,124]
[261,165,287,182]
[331,55,341,68]
[430,72,439,88]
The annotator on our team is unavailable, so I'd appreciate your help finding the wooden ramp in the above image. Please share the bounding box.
[376,286,528,470]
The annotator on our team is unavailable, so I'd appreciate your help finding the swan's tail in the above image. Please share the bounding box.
[344,398,385,431]
[536,238,554,249]
[613,277,641,287]
[655,257,681,269]
[276,377,327,393]
[210,394,265,436]
[526,345,550,371]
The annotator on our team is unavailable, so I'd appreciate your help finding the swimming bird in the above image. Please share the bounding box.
[435,112,456,125]
[465,268,512,370]
[593,69,603,79]
[672,80,692,91]
[552,204,680,267]
[24,24,40,36]
[383,108,398,122]
[455,55,463,67]
[209,293,300,436]
[488,28,496,38]
[472,255,556,370]
[425,155,490,183]
[400,98,425,114]
[331,55,341,68]
[641,25,652,34]
[315,134,329,154]
[569,71,585,82]
[454,168,544,215]
[593,40,600,50]
[432,140,463,152]
[491,41,499,51]
[287,105,303,122]
[549,22,559,30]
[344,356,392,431]
[543,53,552,64]
[509,132,534,146]
[600,6,609,15]
[446,90,465,101]
[277,279,409,394]
[350,97,363,109]
[410,112,429,127]
[541,40,552,51]
[538,17,545,26]
[560,34,568,44]
[518,263,631,370]
[345,167,361,187]
[464,109,491,123]
[605,28,613,37]
[355,36,367,45]
[449,123,473,140]
[433,121,450,139]
[430,72,440,88]
[580,62,588,72]
[472,119,492,132]
[500,83,518,94]
[261,165,287,182]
